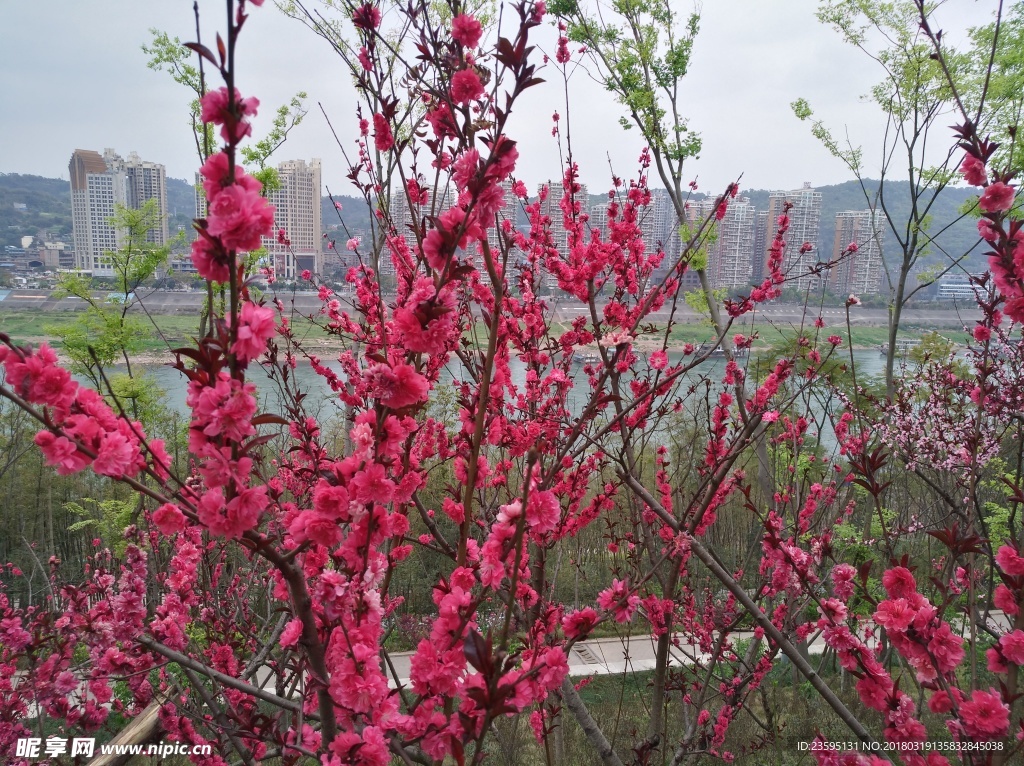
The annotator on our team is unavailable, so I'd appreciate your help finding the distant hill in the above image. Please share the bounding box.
[321,194,375,241]
[0,174,72,248]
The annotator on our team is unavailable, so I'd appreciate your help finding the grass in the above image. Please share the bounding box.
[0,309,971,356]
[0,311,203,352]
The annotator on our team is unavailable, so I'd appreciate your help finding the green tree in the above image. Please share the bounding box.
[143,29,215,164]
[966,2,1024,176]
[52,200,174,386]
[794,0,978,397]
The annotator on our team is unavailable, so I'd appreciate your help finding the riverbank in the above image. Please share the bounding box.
[0,307,969,365]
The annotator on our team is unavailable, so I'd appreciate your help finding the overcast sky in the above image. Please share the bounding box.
[0,1,995,198]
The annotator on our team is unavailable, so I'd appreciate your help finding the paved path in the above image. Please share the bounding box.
[379,610,1011,687]
[0,289,982,329]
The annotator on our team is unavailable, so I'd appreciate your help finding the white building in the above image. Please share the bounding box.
[936,274,979,301]
[685,195,756,290]
[69,149,168,276]
[264,159,323,278]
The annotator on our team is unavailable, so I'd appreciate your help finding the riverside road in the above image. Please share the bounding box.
[0,288,983,329]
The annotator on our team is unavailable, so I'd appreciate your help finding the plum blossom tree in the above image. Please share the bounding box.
[3,1,1024,765]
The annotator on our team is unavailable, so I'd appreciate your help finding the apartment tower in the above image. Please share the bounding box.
[831,210,885,295]
[69,148,168,275]
[264,159,323,279]
[763,183,822,291]
[685,195,756,290]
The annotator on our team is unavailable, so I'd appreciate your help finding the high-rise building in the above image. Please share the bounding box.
[684,195,756,290]
[831,210,885,295]
[537,180,589,259]
[640,188,674,258]
[264,159,323,279]
[751,210,769,284]
[763,183,822,291]
[480,177,519,285]
[122,152,169,247]
[69,148,168,275]
[381,182,455,277]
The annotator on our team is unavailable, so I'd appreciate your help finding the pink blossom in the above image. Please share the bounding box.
[988,646,1009,673]
[451,68,484,104]
[926,622,963,674]
[978,218,999,242]
[960,688,1010,739]
[196,487,255,539]
[188,375,258,445]
[26,363,75,410]
[232,302,277,363]
[999,630,1024,664]
[973,324,991,342]
[0,617,32,651]
[994,584,1019,615]
[34,431,90,475]
[358,46,373,71]
[649,350,668,370]
[93,430,139,478]
[350,462,396,504]
[347,237,361,251]
[562,608,599,639]
[372,113,394,152]
[996,545,1024,576]
[535,647,569,690]
[289,509,343,547]
[206,184,276,252]
[352,3,382,29]
[855,674,892,711]
[873,599,914,633]
[960,154,988,186]
[979,182,1016,213]
[527,490,560,536]
[200,87,260,143]
[597,579,639,623]
[152,503,187,535]
[191,234,231,283]
[556,35,571,64]
[279,619,303,648]
[599,329,634,347]
[199,151,262,202]
[881,566,916,599]
[313,482,351,520]
[451,14,482,48]
[393,277,457,354]
[927,689,961,714]
[376,362,429,410]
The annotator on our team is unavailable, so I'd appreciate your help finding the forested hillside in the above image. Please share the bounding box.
[0,174,72,248]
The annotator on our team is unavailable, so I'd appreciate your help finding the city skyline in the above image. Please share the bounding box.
[61,150,888,289]
[0,1,993,198]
